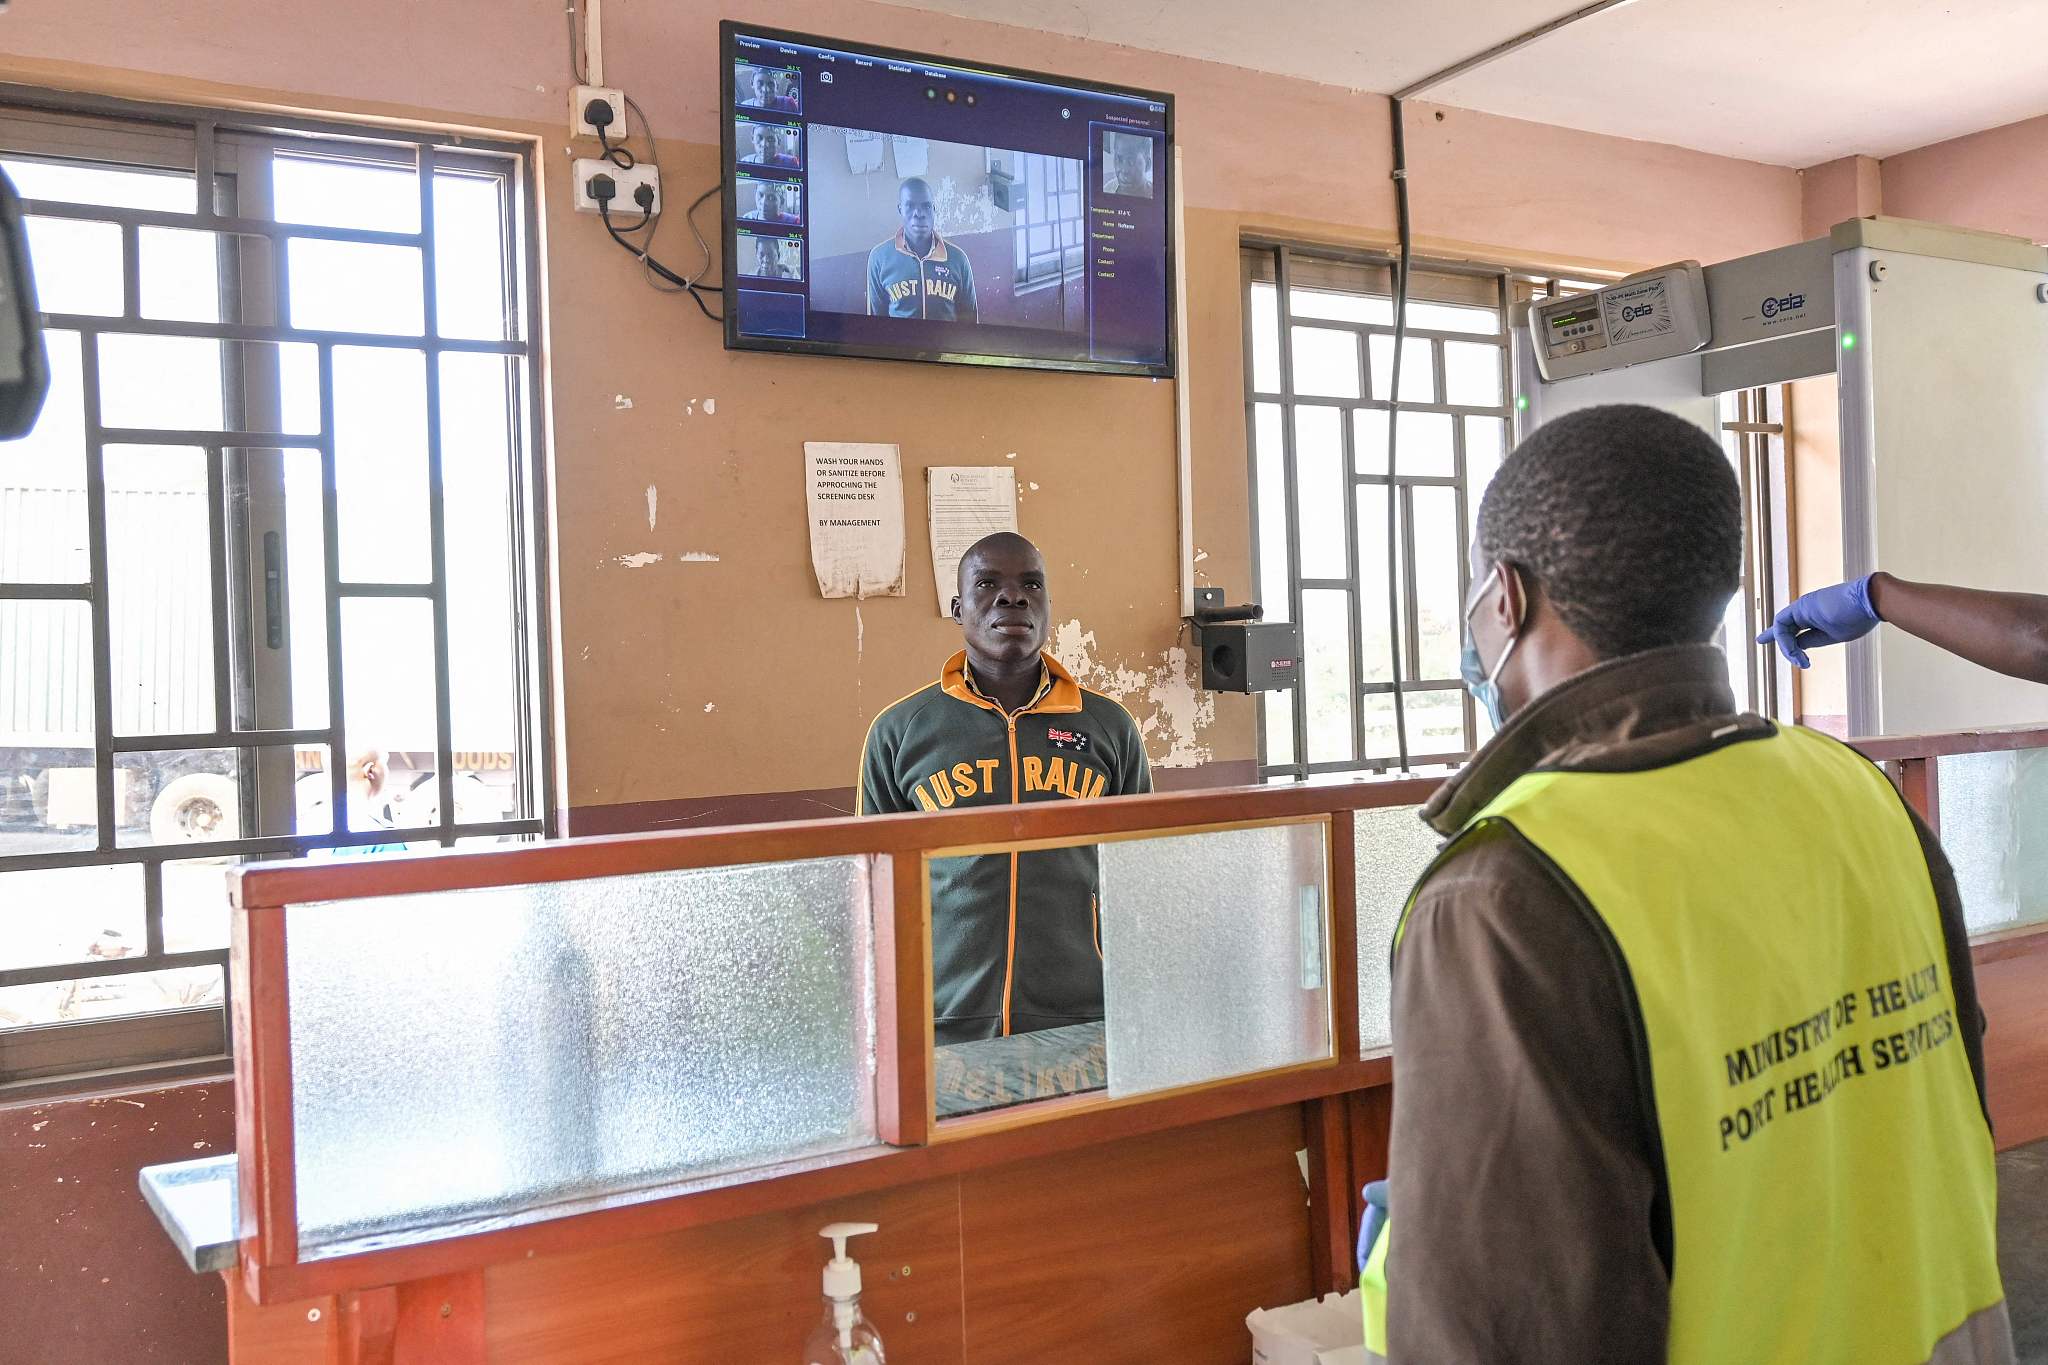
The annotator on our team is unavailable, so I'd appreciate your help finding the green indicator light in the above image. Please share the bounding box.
[1515,394,1529,411]
[1841,331,1858,350]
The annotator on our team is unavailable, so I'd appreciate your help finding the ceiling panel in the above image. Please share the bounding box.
[870,0,2048,167]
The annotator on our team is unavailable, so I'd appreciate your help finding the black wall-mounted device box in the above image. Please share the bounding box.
[1199,621,1299,693]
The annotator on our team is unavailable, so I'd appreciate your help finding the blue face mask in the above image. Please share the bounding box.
[1461,564,1521,729]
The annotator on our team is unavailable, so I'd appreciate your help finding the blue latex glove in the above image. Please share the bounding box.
[1357,1179,1390,1273]
[1756,574,1880,668]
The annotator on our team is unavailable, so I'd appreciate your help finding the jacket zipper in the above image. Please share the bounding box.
[966,666,1054,1041]
[1001,712,1019,1036]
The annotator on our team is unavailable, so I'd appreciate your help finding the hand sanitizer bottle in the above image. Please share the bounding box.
[802,1222,885,1365]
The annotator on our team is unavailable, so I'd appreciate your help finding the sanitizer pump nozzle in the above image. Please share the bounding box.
[805,1222,885,1364]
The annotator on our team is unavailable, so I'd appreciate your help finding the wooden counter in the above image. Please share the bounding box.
[194,727,2048,1362]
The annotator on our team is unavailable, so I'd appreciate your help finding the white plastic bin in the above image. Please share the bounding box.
[1246,1287,1365,1365]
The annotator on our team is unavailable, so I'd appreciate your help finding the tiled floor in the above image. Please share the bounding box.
[2002,1142,2048,1363]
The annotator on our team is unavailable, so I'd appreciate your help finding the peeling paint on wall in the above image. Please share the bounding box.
[613,551,662,568]
[1051,620,1215,767]
[676,551,721,562]
[646,485,658,531]
[704,398,717,415]
[613,394,634,410]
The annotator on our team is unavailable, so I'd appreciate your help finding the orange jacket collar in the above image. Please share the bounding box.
[940,649,1083,716]
[893,228,951,262]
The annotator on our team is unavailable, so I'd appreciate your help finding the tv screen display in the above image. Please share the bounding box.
[721,22,1175,377]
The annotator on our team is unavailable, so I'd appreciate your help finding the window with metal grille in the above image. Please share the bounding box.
[1010,152,1083,286]
[1243,243,1522,780]
[1717,384,1795,721]
[0,90,553,1095]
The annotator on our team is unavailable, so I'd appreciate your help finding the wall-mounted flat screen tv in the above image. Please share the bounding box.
[721,21,1175,377]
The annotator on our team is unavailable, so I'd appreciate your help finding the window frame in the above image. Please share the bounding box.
[1241,239,1521,781]
[1011,152,1084,289]
[0,85,557,1099]
[1719,384,1796,720]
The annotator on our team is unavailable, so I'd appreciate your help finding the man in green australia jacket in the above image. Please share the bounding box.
[858,532,1150,1045]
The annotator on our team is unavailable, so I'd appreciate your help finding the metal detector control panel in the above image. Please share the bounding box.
[1529,261,1711,381]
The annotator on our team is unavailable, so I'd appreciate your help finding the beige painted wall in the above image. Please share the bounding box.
[1884,112,2048,244]
[0,0,1808,811]
[1799,154,1882,241]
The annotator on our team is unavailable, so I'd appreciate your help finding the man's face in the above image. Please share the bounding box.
[751,72,769,102]
[1114,145,1144,185]
[751,127,770,157]
[953,543,1049,665]
[757,241,774,272]
[899,184,935,240]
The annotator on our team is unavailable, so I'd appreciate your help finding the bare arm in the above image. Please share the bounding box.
[1870,572,2048,685]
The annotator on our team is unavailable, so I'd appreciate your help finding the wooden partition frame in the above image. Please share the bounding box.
[226,721,2048,1308]
[1862,725,2048,970]
[227,776,1433,1304]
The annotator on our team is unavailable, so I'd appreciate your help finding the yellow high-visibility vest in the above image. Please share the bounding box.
[1365,724,2007,1364]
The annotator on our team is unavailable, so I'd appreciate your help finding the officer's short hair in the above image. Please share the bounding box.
[1477,403,1741,658]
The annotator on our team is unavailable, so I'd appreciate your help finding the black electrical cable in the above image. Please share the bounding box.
[563,5,723,320]
[676,183,725,292]
[1383,97,1414,772]
[595,123,635,171]
[601,201,722,322]
[616,96,726,311]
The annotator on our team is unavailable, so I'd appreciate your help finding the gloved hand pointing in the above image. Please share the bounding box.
[1756,575,1881,668]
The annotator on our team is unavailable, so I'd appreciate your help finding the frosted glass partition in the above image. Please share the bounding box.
[285,857,877,1257]
[1099,821,1329,1098]
[1353,807,1444,1051]
[1937,749,2048,933]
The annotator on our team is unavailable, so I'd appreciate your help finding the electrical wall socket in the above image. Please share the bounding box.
[573,159,661,216]
[571,85,625,139]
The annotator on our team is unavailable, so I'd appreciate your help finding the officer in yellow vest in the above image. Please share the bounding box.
[1363,404,2009,1363]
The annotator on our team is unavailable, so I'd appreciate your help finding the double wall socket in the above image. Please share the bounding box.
[571,86,625,139]
[572,158,661,216]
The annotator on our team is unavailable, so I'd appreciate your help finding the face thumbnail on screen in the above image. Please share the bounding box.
[1101,130,1155,200]
[737,177,804,225]
[805,125,1085,333]
[739,232,804,282]
[734,62,802,114]
[734,119,803,170]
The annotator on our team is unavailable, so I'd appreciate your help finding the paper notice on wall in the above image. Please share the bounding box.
[804,442,906,599]
[926,466,1018,617]
[845,129,885,175]
[890,134,929,177]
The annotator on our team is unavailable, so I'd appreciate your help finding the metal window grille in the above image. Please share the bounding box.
[1012,153,1083,286]
[1718,385,1794,720]
[1242,242,1519,781]
[0,88,554,1094]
